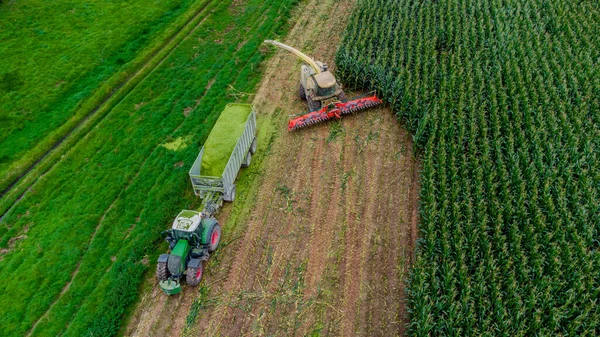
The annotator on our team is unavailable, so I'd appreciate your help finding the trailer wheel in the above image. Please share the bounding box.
[299,83,306,100]
[250,137,257,154]
[224,186,236,202]
[241,151,252,168]
[207,224,221,252]
[156,262,170,281]
[186,263,203,286]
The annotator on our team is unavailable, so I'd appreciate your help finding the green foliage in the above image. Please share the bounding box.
[0,0,201,191]
[0,72,24,92]
[326,121,344,143]
[337,0,600,335]
[201,104,252,177]
[0,0,298,336]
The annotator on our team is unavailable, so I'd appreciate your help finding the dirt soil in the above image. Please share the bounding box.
[123,0,419,336]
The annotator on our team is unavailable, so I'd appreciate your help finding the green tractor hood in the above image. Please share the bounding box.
[159,239,191,295]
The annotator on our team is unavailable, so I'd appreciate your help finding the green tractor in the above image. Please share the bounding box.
[156,210,221,295]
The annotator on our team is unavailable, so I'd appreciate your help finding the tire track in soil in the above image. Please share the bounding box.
[300,114,359,335]
[358,113,414,336]
[338,110,386,337]
[260,131,323,320]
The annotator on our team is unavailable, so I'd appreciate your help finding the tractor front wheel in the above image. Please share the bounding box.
[307,97,321,112]
[156,262,170,281]
[338,91,348,102]
[187,263,203,286]
[207,224,221,252]
[299,83,306,100]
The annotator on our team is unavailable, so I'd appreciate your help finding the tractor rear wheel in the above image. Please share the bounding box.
[186,263,203,286]
[156,262,170,281]
[299,83,306,100]
[307,97,321,111]
[207,224,221,252]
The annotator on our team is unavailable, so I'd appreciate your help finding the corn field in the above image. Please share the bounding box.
[337,0,600,335]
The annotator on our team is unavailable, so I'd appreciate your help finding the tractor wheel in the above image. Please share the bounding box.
[186,263,203,286]
[307,97,321,112]
[156,262,170,281]
[207,223,221,252]
[299,83,307,100]
[338,91,348,102]
[241,151,252,168]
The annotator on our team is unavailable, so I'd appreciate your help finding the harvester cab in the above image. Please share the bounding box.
[300,61,346,111]
[157,210,221,295]
[263,40,382,130]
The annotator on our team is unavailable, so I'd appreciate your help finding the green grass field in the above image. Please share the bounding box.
[338,0,599,335]
[0,0,206,194]
[0,0,298,335]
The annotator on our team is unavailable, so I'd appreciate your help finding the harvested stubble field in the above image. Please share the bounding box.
[0,0,298,335]
[124,0,419,336]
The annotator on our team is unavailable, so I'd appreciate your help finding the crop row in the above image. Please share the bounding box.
[0,0,298,336]
[337,0,599,335]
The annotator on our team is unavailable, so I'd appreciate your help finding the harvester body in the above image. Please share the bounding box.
[264,40,346,111]
[158,104,257,295]
[300,63,345,111]
[263,40,382,130]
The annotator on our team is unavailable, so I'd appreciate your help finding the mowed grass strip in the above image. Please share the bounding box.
[0,0,207,194]
[337,0,599,335]
[0,0,299,336]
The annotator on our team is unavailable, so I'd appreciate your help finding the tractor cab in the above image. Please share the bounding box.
[168,210,204,248]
